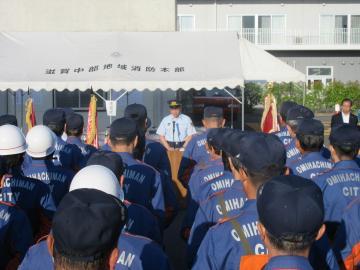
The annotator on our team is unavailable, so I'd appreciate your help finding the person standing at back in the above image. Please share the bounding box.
[254,175,326,270]
[109,117,165,224]
[314,124,360,240]
[178,106,225,188]
[22,125,74,207]
[331,98,358,129]
[273,101,297,145]
[157,100,196,151]
[0,125,56,240]
[65,113,97,168]
[125,103,178,227]
[287,118,333,180]
[43,108,82,172]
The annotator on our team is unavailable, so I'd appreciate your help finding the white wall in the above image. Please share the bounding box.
[177,0,360,32]
[0,0,176,31]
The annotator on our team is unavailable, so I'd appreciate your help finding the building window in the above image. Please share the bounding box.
[227,15,255,42]
[177,15,195,31]
[320,15,348,44]
[351,15,360,44]
[55,89,107,110]
[258,15,285,44]
[306,66,333,88]
[227,15,285,44]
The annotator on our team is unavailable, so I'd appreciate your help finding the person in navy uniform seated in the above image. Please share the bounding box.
[255,175,326,270]
[157,100,196,150]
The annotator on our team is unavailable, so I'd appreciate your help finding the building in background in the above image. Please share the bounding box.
[177,0,360,85]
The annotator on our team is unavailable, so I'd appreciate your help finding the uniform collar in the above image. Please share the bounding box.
[28,158,54,167]
[116,152,135,162]
[301,151,324,160]
[66,136,82,144]
[265,255,312,269]
[333,160,359,170]
[170,114,182,121]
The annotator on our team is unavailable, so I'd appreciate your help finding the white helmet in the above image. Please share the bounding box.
[0,124,26,155]
[70,165,124,201]
[26,125,56,158]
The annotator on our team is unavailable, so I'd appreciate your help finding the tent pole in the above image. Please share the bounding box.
[242,87,245,131]
[303,82,306,106]
[223,87,244,130]
[109,89,112,124]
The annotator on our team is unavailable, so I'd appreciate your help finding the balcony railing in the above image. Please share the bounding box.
[235,28,360,47]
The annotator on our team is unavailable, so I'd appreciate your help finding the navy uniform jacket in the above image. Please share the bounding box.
[193,200,264,270]
[0,173,56,238]
[193,199,338,270]
[288,151,333,180]
[22,159,74,207]
[0,201,33,270]
[182,158,227,237]
[285,138,331,167]
[264,256,313,270]
[187,180,246,267]
[19,233,172,270]
[178,132,210,188]
[101,143,111,151]
[124,200,162,244]
[333,198,360,270]
[356,155,360,167]
[274,126,292,146]
[314,160,360,225]
[144,139,178,225]
[53,136,82,171]
[117,152,165,223]
[66,136,97,168]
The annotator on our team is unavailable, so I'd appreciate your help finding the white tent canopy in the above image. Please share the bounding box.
[0,32,245,92]
[239,38,305,82]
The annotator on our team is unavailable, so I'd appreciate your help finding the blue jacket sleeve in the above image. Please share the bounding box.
[192,229,217,270]
[151,170,166,224]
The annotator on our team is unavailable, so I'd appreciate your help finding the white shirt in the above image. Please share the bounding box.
[342,112,350,124]
[156,114,196,142]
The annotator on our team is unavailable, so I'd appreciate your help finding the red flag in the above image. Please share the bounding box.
[261,93,279,133]
[25,98,36,132]
[86,95,99,148]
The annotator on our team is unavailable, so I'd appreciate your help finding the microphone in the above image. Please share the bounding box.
[172,121,176,150]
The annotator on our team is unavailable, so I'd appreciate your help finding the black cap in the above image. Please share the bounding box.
[279,101,298,121]
[168,100,181,108]
[257,175,324,239]
[203,106,223,119]
[330,124,360,148]
[124,104,147,124]
[43,109,66,126]
[87,151,125,178]
[296,119,324,137]
[230,133,286,171]
[53,189,127,261]
[0,114,18,126]
[206,128,222,148]
[286,105,314,122]
[110,118,138,141]
[66,113,84,130]
[62,108,74,119]
[221,130,248,155]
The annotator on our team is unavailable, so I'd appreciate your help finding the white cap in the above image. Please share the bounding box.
[70,165,124,201]
[26,125,56,158]
[0,124,26,155]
